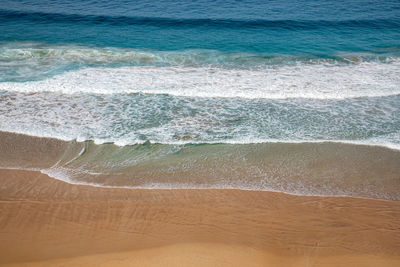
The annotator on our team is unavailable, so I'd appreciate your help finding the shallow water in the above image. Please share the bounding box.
[1,132,399,200]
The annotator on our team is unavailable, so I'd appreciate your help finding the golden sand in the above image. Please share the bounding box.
[0,168,399,266]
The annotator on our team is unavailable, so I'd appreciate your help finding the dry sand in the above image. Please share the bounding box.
[0,168,399,266]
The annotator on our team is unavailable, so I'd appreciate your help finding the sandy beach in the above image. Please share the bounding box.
[0,167,399,266]
[2,1,400,265]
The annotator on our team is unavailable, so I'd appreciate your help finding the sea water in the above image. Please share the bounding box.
[0,0,399,197]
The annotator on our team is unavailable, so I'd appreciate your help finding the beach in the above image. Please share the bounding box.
[1,132,400,266]
[1,1,400,265]
[1,168,400,266]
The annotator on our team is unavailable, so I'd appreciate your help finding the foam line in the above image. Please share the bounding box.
[2,61,400,99]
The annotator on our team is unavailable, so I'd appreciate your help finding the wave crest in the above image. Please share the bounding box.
[1,61,400,99]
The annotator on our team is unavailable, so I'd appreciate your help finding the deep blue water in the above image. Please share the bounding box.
[1,0,400,54]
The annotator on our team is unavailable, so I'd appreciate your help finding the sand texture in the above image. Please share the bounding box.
[0,168,399,266]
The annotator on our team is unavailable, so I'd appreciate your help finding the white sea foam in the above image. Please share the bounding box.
[1,60,400,99]
[1,57,399,150]
[0,88,399,150]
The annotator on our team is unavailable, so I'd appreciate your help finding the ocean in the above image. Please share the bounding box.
[0,0,399,198]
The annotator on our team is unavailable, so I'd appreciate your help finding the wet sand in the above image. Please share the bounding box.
[1,131,400,200]
[1,168,400,266]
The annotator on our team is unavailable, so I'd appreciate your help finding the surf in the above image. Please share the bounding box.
[2,60,400,99]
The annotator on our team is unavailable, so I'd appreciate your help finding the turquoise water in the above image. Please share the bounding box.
[1,1,400,54]
[0,1,399,147]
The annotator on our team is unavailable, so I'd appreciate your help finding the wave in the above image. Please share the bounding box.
[2,42,399,82]
[0,89,398,150]
[1,61,400,99]
[0,44,323,71]
[2,9,400,29]
[3,128,400,151]
[1,44,399,152]
[2,43,396,67]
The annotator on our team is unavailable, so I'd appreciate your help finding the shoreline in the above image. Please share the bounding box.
[1,129,400,151]
[1,165,396,203]
[1,131,400,200]
[1,168,400,266]
[1,131,400,266]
